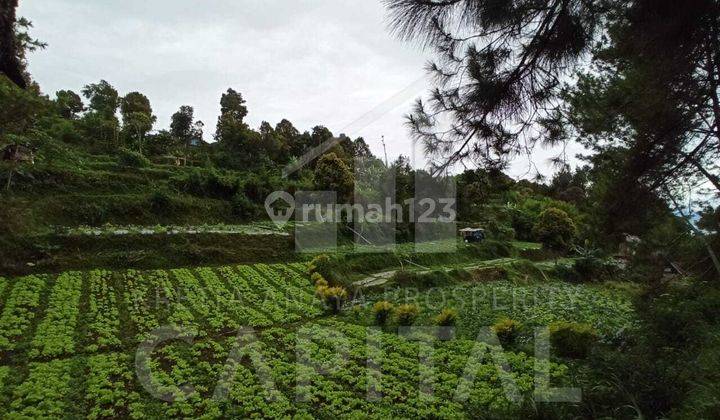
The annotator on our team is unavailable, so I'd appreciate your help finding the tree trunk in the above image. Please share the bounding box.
[0,0,26,88]
[690,158,720,192]
[666,186,720,278]
[5,164,14,191]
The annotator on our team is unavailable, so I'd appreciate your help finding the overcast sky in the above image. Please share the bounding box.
[18,0,580,179]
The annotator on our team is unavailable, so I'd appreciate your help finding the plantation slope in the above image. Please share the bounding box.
[0,319,578,419]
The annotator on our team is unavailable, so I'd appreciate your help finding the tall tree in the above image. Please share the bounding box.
[385,0,607,174]
[314,152,355,202]
[120,92,156,154]
[274,118,299,162]
[81,80,120,146]
[0,0,30,88]
[565,1,720,196]
[0,74,45,137]
[121,92,153,120]
[55,90,84,119]
[12,17,46,87]
[387,0,720,263]
[215,88,248,143]
[170,105,194,144]
[82,80,119,120]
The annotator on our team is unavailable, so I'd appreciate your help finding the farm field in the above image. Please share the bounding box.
[4,0,719,415]
[59,222,289,237]
[0,258,637,418]
[0,263,320,354]
[348,279,638,340]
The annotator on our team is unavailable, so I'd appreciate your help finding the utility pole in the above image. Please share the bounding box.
[381,135,389,167]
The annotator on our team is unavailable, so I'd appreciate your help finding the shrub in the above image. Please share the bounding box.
[315,283,328,297]
[493,318,523,345]
[391,270,413,285]
[549,321,597,358]
[556,257,619,283]
[75,202,108,225]
[372,301,394,325]
[510,208,536,241]
[310,272,325,285]
[395,304,419,326]
[484,218,516,241]
[173,168,241,199]
[466,239,515,260]
[149,190,174,216]
[311,273,329,288]
[571,257,605,282]
[308,254,333,279]
[554,263,578,283]
[532,207,577,251]
[243,175,277,202]
[231,193,256,219]
[319,286,348,314]
[117,148,150,168]
[350,304,363,320]
[436,308,458,327]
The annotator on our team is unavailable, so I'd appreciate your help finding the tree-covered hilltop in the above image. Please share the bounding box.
[0,25,715,281]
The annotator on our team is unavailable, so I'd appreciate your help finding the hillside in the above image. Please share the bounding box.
[2,1,720,417]
[0,257,640,419]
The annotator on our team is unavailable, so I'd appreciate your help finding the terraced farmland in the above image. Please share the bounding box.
[0,263,319,357]
[0,317,575,419]
[0,261,604,418]
[351,280,639,341]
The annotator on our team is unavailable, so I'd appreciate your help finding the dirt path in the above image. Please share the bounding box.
[351,257,520,289]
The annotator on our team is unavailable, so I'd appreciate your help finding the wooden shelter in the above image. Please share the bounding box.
[460,228,486,243]
[1,144,35,165]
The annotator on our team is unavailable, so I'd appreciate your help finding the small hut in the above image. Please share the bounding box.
[617,233,641,260]
[460,228,485,243]
[1,144,35,165]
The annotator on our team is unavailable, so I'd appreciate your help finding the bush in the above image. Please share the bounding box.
[533,207,577,251]
[173,168,241,199]
[319,286,348,314]
[510,208,536,241]
[243,175,275,202]
[571,257,605,282]
[231,193,256,219]
[372,301,394,325]
[549,321,597,358]
[416,270,450,288]
[117,148,150,168]
[556,257,619,283]
[484,218,516,241]
[315,283,328,297]
[310,272,325,285]
[436,308,458,327]
[74,202,108,225]
[466,239,515,260]
[308,254,334,279]
[493,318,523,345]
[311,272,329,289]
[149,190,174,216]
[395,304,419,326]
